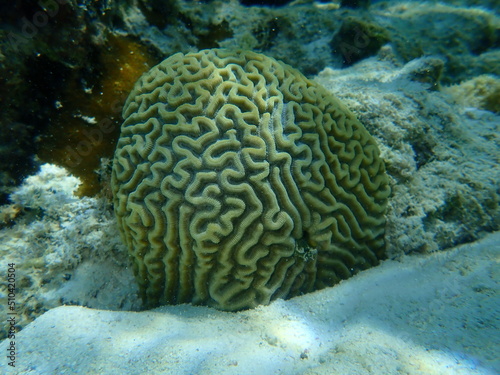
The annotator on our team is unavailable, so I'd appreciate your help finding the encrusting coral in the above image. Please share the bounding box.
[111,49,390,311]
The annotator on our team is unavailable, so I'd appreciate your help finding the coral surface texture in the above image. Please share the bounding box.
[111,48,390,310]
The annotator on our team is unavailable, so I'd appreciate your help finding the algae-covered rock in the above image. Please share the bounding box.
[0,164,140,339]
[317,56,499,254]
[373,3,499,84]
[330,16,390,66]
[443,75,500,114]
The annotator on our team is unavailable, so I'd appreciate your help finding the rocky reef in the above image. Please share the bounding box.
[0,0,498,198]
[0,0,498,338]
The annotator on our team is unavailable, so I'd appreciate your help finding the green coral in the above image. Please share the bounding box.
[112,49,390,311]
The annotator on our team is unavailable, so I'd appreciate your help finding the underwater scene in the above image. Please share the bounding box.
[0,0,499,374]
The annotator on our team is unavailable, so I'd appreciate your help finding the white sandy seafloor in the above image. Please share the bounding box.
[1,232,498,375]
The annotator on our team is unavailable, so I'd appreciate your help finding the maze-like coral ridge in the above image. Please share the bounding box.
[112,49,390,310]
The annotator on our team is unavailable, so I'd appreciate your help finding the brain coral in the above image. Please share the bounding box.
[112,49,390,311]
